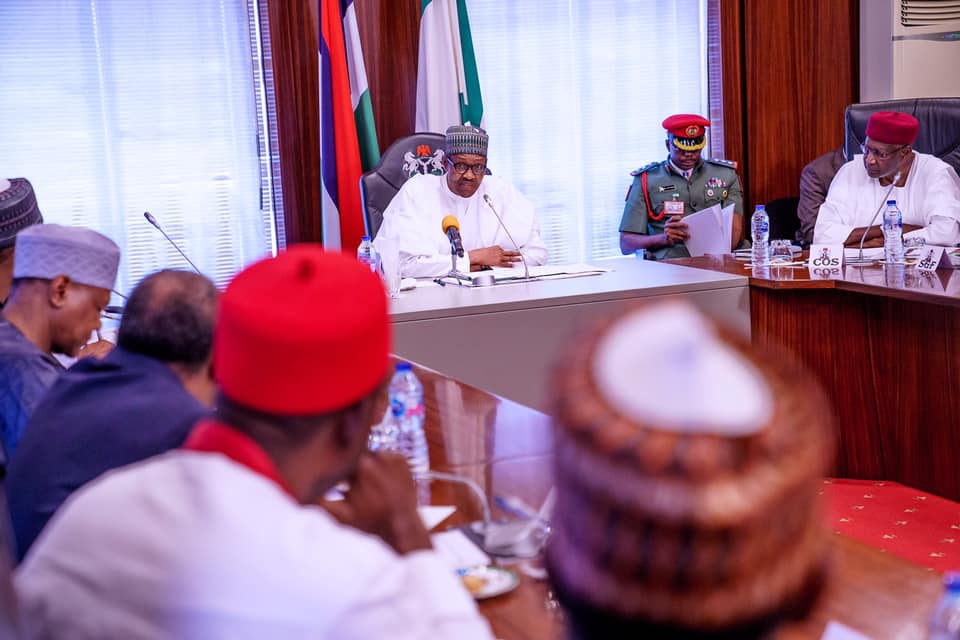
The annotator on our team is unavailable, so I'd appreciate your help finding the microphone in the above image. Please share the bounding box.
[441,215,464,258]
[420,470,551,557]
[143,211,202,274]
[483,194,531,281]
[851,170,902,265]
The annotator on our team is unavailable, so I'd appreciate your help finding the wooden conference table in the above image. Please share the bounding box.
[390,257,750,412]
[408,360,942,640]
[670,254,960,502]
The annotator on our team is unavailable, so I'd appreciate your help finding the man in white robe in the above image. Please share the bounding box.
[16,248,493,640]
[375,125,548,278]
[814,111,960,248]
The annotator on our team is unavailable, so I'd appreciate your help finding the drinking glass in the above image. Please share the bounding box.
[770,239,793,263]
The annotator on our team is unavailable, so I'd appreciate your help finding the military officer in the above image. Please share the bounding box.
[619,114,744,260]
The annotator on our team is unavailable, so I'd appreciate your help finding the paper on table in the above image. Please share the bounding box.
[682,203,735,257]
[844,247,884,261]
[431,528,491,571]
[419,505,456,530]
[820,621,874,640]
[435,263,610,286]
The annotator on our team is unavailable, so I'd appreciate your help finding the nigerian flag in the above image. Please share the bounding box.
[342,0,379,172]
[415,0,483,132]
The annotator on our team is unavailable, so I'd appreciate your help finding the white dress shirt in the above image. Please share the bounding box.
[814,152,960,246]
[16,451,493,640]
[374,173,548,278]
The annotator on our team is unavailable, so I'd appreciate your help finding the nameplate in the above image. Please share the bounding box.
[808,244,844,279]
[663,199,684,218]
[915,245,947,272]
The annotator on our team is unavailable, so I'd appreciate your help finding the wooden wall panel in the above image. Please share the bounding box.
[751,285,960,501]
[355,0,420,153]
[722,0,858,210]
[269,0,322,244]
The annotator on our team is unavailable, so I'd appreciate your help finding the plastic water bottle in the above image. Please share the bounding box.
[883,200,904,264]
[751,204,770,266]
[929,572,960,639]
[356,235,379,273]
[388,362,429,479]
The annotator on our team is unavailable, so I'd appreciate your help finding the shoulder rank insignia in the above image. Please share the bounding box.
[705,157,738,170]
[629,161,660,177]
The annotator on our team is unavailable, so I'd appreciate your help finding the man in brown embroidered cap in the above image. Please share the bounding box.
[0,179,44,308]
[547,300,834,639]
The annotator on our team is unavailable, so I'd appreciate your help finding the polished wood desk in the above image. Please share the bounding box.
[410,360,942,640]
[670,255,960,502]
[390,258,749,412]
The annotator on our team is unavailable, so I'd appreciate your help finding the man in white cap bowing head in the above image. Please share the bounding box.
[0,224,120,468]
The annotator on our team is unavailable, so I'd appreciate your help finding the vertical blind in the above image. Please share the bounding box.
[0,0,276,296]
[469,0,710,264]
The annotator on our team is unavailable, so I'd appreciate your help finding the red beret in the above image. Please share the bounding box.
[662,114,710,150]
[866,111,919,146]
[214,245,391,416]
[662,114,710,137]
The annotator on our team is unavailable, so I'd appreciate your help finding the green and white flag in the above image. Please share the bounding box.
[342,0,379,171]
[415,0,484,132]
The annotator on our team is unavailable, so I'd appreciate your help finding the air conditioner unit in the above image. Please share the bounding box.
[861,0,960,100]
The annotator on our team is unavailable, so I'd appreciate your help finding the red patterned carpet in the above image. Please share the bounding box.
[822,478,960,573]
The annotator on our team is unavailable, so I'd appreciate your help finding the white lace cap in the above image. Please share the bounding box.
[592,302,773,436]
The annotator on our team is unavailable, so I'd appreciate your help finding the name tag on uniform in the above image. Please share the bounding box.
[663,199,684,217]
[808,244,843,279]
[916,245,948,272]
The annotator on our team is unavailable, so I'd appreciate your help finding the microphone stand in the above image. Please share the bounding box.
[483,195,535,282]
[143,211,202,274]
[419,470,549,557]
[433,242,472,288]
[848,168,904,267]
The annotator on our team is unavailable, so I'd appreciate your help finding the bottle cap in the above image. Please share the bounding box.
[755,205,765,211]
[361,235,372,241]
[944,572,960,592]
[396,362,413,372]
[886,200,897,206]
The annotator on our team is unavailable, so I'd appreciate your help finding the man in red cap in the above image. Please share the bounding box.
[16,248,493,639]
[814,110,960,247]
[619,114,745,259]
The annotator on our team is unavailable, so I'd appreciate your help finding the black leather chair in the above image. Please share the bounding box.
[359,132,446,238]
[764,197,801,242]
[845,98,960,175]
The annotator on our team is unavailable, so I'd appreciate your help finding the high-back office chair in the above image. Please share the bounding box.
[359,132,446,238]
[764,197,801,241]
[845,98,960,175]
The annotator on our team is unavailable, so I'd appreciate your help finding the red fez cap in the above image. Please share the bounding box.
[215,245,391,416]
[866,111,919,145]
[662,114,710,150]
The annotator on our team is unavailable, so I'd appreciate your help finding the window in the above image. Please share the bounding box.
[469,0,711,263]
[0,0,278,296]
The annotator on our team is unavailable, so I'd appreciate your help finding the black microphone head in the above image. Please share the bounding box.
[143,211,159,228]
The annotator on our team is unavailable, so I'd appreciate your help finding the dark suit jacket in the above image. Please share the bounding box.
[5,347,209,560]
[797,146,848,244]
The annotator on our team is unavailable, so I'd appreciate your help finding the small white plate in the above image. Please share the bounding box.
[458,565,520,600]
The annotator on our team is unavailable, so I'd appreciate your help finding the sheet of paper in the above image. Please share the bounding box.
[682,203,728,257]
[844,247,883,261]
[820,621,873,640]
[432,263,611,286]
[431,528,490,571]
[721,203,735,249]
[419,505,456,530]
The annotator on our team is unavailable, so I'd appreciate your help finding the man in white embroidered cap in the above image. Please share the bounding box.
[0,224,120,468]
[374,125,548,277]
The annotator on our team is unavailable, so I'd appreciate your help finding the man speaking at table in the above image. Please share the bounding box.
[814,111,960,247]
[374,125,548,277]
